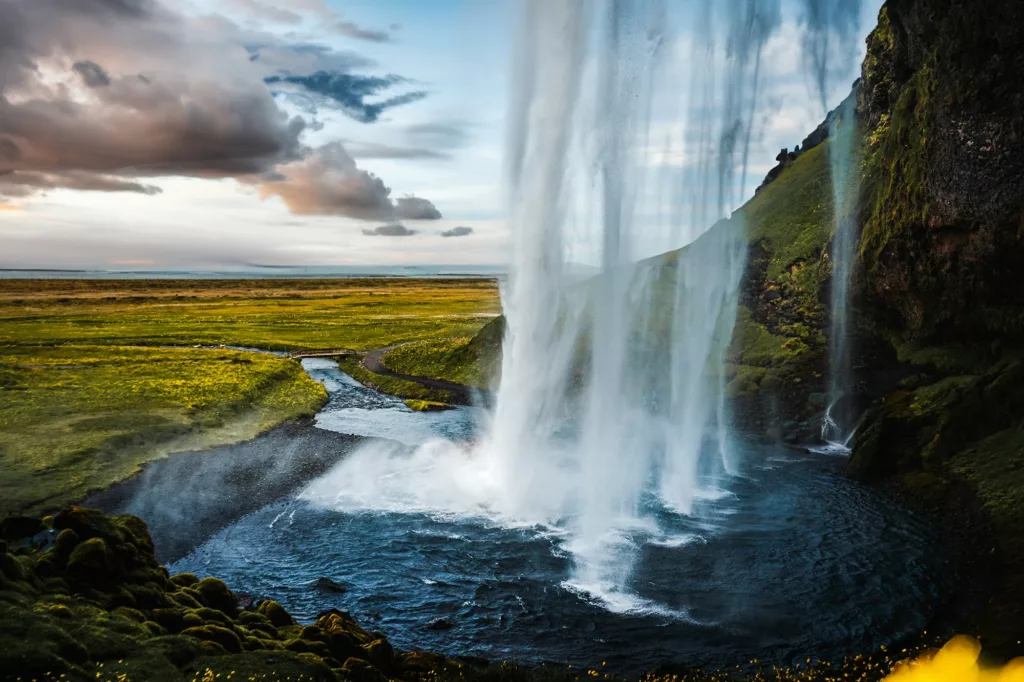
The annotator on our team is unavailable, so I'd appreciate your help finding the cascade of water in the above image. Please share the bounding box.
[311,0,868,612]
[799,0,864,448]
[489,0,783,604]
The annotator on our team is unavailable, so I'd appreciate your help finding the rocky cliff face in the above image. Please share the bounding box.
[843,0,1024,654]
[857,0,1024,345]
[709,0,1024,652]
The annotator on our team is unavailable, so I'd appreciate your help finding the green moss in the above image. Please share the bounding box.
[860,64,937,267]
[741,143,834,281]
[403,399,453,412]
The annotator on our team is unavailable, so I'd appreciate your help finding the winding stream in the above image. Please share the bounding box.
[164,359,951,673]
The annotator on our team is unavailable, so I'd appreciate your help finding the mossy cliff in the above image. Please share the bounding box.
[840,0,1024,655]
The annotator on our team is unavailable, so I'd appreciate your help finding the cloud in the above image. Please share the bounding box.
[257,142,442,221]
[72,60,112,87]
[395,196,441,220]
[265,71,427,123]
[334,21,391,43]
[344,123,470,160]
[0,0,318,200]
[362,223,417,237]
[440,226,474,238]
[344,141,447,160]
[223,0,302,24]
[0,170,162,197]
[405,122,469,150]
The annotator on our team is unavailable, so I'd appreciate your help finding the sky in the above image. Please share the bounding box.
[0,0,883,270]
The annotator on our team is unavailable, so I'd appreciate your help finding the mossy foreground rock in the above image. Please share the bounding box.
[0,506,470,682]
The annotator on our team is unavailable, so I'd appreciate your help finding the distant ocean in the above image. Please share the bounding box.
[0,265,506,280]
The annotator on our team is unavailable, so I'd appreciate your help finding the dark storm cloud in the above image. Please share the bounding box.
[0,0,434,215]
[362,223,417,237]
[264,72,427,123]
[72,60,112,87]
[257,142,442,221]
[440,226,473,238]
[0,0,311,188]
[0,138,20,161]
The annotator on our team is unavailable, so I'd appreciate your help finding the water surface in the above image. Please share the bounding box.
[169,360,949,673]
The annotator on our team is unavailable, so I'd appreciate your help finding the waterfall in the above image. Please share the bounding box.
[821,93,861,448]
[798,0,864,449]
[312,0,868,612]
[486,0,779,606]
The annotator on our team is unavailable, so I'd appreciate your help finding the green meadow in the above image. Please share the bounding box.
[0,279,501,514]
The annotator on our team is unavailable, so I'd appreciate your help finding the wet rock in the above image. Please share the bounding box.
[425,617,454,631]
[314,576,347,594]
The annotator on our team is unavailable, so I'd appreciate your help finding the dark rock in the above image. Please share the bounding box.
[0,515,43,542]
[314,576,347,594]
[425,617,454,631]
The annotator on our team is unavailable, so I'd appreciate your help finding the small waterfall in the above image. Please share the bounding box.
[799,0,864,449]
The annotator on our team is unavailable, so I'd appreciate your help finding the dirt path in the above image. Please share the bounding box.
[361,345,479,402]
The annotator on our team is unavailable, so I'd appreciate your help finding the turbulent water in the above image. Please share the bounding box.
[170,361,948,672]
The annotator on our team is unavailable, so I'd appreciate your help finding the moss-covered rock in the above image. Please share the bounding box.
[257,599,294,628]
[0,507,477,681]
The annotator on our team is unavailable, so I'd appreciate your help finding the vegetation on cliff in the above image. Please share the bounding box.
[336,357,458,405]
[844,0,1024,655]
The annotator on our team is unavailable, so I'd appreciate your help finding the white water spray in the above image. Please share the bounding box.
[310,0,866,612]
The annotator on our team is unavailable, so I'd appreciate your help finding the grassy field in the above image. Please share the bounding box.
[0,345,327,515]
[0,278,501,514]
[381,337,487,387]
[380,316,505,389]
[0,278,501,351]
